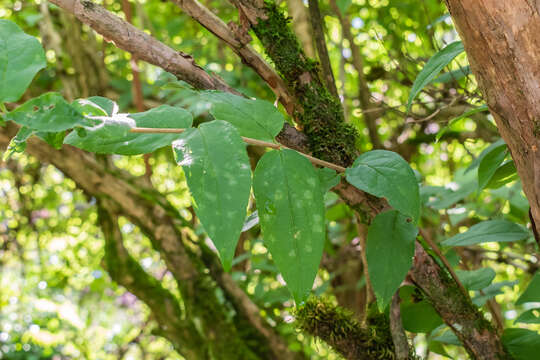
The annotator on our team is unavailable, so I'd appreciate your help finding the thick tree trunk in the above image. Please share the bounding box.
[445,0,540,237]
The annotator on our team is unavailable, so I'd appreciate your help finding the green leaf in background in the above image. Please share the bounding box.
[472,281,517,306]
[502,328,540,360]
[253,149,325,303]
[478,142,507,190]
[203,91,284,141]
[442,220,529,247]
[407,41,464,112]
[466,138,505,173]
[65,104,192,155]
[515,308,540,324]
[346,150,420,222]
[516,272,540,305]
[432,65,471,84]
[399,286,443,333]
[7,93,91,132]
[455,268,495,291]
[174,120,251,271]
[317,168,341,193]
[435,105,489,142]
[336,0,352,14]
[367,210,417,310]
[486,160,518,189]
[0,19,46,103]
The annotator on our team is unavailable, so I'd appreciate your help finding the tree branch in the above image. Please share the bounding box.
[169,0,296,115]
[307,0,338,98]
[49,0,238,94]
[97,199,204,359]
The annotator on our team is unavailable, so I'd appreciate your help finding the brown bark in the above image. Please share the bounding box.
[445,0,540,237]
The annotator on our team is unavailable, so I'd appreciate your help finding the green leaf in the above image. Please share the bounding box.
[367,210,417,310]
[486,160,518,189]
[466,138,505,173]
[442,220,529,247]
[407,41,464,112]
[516,273,540,305]
[455,268,495,291]
[346,150,420,222]
[472,281,517,306]
[203,91,284,141]
[515,308,540,324]
[173,120,251,271]
[65,105,192,155]
[502,328,540,360]
[432,65,471,84]
[478,143,507,190]
[0,19,46,103]
[400,286,442,333]
[318,168,341,193]
[7,93,91,132]
[435,105,489,142]
[3,126,34,159]
[253,149,325,303]
[336,0,352,14]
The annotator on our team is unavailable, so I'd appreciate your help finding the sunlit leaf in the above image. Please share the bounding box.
[65,105,192,155]
[442,220,529,247]
[202,91,284,141]
[7,93,90,132]
[407,41,464,112]
[0,19,46,103]
[173,120,251,271]
[253,149,325,303]
[367,210,417,310]
[346,150,420,222]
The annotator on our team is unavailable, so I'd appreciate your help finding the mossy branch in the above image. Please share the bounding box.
[295,298,418,360]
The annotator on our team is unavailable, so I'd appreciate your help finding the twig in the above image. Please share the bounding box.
[308,0,338,98]
[389,292,409,360]
[169,0,296,115]
[419,228,469,299]
[130,127,347,172]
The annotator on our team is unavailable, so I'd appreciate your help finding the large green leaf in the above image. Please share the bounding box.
[0,20,46,103]
[442,220,529,247]
[203,91,284,141]
[173,120,251,271]
[516,273,540,305]
[7,93,91,132]
[455,268,495,291]
[503,328,540,360]
[367,210,417,310]
[346,150,420,222]
[253,149,325,303]
[400,286,442,333]
[65,105,192,155]
[478,143,507,190]
[407,41,464,112]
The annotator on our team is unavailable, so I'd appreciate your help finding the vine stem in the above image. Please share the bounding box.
[130,127,347,173]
